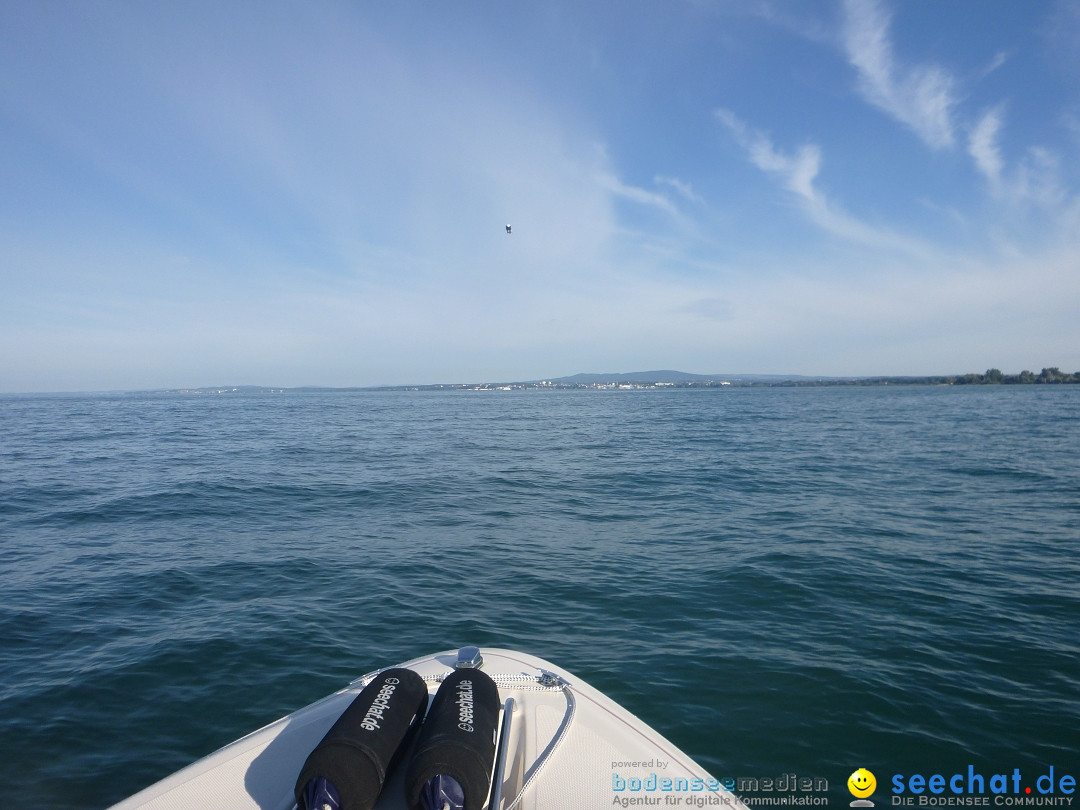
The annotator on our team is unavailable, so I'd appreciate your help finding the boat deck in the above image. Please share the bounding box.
[109,648,745,810]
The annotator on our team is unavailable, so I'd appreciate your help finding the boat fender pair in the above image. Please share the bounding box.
[294,667,500,810]
[294,668,428,810]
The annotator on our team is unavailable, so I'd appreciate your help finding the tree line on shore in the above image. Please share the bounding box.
[757,367,1080,387]
[950,367,1078,384]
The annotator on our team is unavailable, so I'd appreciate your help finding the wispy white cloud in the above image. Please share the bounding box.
[714,110,818,196]
[715,108,931,257]
[1041,0,1080,79]
[969,105,1006,189]
[744,0,834,46]
[842,0,958,149]
[654,175,705,205]
[969,105,1069,210]
[599,173,679,215]
[1011,147,1068,209]
[980,50,1010,79]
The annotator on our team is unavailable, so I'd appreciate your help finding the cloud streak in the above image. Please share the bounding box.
[969,106,1006,189]
[655,175,705,205]
[968,105,1069,211]
[842,0,958,149]
[715,108,931,258]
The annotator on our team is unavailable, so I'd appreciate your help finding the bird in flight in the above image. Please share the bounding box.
[505,224,512,234]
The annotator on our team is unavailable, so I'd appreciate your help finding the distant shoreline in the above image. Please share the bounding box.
[11,368,1077,397]
[149,367,1078,395]
[385,368,1078,391]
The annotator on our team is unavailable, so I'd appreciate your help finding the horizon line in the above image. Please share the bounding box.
[4,366,1077,396]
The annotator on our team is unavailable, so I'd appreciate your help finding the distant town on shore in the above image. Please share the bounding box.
[169,367,1079,395]
[404,366,1078,392]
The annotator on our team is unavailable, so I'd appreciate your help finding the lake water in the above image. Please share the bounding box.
[1,385,1078,808]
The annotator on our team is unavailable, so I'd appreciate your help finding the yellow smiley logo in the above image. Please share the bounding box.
[848,768,877,798]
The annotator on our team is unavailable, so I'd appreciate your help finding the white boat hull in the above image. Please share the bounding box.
[109,648,746,810]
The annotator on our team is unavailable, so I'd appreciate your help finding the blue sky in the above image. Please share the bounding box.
[2,0,1078,391]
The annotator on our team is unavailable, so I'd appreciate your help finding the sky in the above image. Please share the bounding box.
[2,0,1079,392]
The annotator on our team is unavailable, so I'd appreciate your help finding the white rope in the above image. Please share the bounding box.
[497,681,576,810]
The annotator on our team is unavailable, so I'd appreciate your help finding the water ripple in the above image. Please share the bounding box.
[1,387,1078,807]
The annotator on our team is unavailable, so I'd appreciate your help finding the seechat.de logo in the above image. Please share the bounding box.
[850,769,878,807]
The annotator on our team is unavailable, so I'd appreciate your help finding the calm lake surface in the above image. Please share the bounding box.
[2,386,1078,808]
